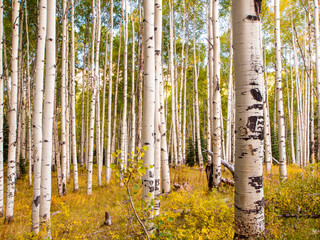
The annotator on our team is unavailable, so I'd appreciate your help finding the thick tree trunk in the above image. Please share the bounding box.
[31,0,47,232]
[40,0,56,233]
[233,0,265,238]
[142,0,155,227]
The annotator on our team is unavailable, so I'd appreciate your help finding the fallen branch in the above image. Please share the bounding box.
[202,148,234,176]
[221,177,234,187]
[277,214,320,218]
[51,211,61,217]
[272,157,279,164]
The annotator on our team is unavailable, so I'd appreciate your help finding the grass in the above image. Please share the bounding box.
[0,163,319,239]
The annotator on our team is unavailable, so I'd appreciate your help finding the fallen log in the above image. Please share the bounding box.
[221,177,234,187]
[277,214,320,218]
[202,148,234,176]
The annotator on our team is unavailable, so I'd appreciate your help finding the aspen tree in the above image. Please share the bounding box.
[61,0,68,195]
[87,0,97,195]
[106,0,114,183]
[40,0,56,232]
[130,0,136,155]
[169,1,178,166]
[142,0,155,223]
[274,0,287,180]
[211,0,221,186]
[95,0,102,186]
[121,0,128,170]
[182,39,188,166]
[226,14,233,164]
[5,0,20,223]
[233,0,265,238]
[31,0,47,232]
[71,0,79,191]
[314,0,320,160]
[81,38,87,167]
[193,21,204,171]
[0,0,3,217]
[289,57,296,164]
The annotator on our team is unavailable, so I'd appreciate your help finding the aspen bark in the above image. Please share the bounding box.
[106,0,114,183]
[274,0,287,180]
[87,0,97,195]
[40,0,56,232]
[60,0,68,195]
[32,0,47,232]
[130,0,136,156]
[5,0,20,223]
[233,0,265,237]
[71,0,79,191]
[0,0,3,217]
[142,0,155,223]
[121,0,128,170]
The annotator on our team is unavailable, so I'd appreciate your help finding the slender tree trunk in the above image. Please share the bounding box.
[0,0,3,217]
[87,0,97,195]
[5,0,20,223]
[71,0,79,191]
[130,0,136,156]
[40,0,56,233]
[106,0,114,183]
[31,0,47,232]
[233,1,265,237]
[60,0,68,195]
[121,0,128,170]
[274,0,287,180]
[80,38,87,167]
[54,108,63,197]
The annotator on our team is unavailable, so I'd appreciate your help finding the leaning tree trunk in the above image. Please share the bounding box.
[40,0,56,233]
[274,0,287,180]
[5,0,20,223]
[142,0,155,227]
[32,0,47,232]
[233,0,265,238]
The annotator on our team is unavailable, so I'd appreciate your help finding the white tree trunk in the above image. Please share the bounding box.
[121,0,128,170]
[71,0,79,191]
[233,0,265,237]
[60,0,68,195]
[274,0,287,180]
[0,0,3,217]
[87,0,97,195]
[106,0,114,183]
[5,0,20,223]
[142,0,155,224]
[40,0,55,233]
[31,0,47,232]
[130,0,136,156]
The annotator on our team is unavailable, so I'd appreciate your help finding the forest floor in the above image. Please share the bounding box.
[1,163,319,239]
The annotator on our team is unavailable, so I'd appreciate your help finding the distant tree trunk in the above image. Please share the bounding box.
[80,39,87,167]
[233,0,265,238]
[106,0,114,183]
[60,0,68,195]
[289,59,296,164]
[193,21,204,171]
[274,0,287,180]
[182,40,188,166]
[207,3,212,165]
[121,0,128,170]
[32,0,47,232]
[40,0,56,233]
[130,0,136,156]
[314,0,320,162]
[54,108,63,197]
[226,14,233,164]
[142,0,155,225]
[71,0,79,191]
[169,1,178,167]
[0,0,3,217]
[87,0,97,195]
[5,0,20,223]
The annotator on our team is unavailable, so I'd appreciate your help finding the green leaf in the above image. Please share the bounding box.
[134,184,139,190]
[110,163,115,169]
[168,217,174,222]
